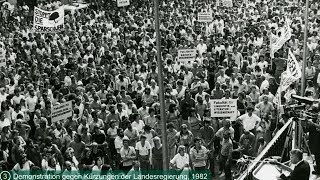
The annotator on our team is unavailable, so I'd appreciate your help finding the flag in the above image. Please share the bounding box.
[286,49,302,79]
[270,17,292,58]
[273,49,301,105]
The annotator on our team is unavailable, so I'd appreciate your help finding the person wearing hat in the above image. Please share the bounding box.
[135,134,151,170]
[119,136,136,173]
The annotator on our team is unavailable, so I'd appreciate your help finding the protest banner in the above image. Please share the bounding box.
[33,7,64,33]
[117,0,130,7]
[274,49,301,105]
[198,12,213,22]
[51,101,73,123]
[222,0,233,7]
[210,99,237,119]
[270,17,292,58]
[177,49,197,62]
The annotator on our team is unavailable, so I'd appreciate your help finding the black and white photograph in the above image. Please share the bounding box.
[0,0,319,179]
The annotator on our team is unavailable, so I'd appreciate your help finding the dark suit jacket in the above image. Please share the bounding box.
[280,160,310,180]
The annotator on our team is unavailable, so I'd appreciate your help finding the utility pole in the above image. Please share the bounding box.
[300,0,309,96]
[154,0,169,170]
[299,0,309,149]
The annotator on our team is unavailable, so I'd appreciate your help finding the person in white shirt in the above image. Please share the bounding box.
[237,106,261,132]
[25,88,38,138]
[0,88,7,104]
[260,76,270,93]
[170,145,190,170]
[11,88,24,106]
[135,135,151,170]
[131,114,145,133]
[257,56,268,73]
[217,69,229,84]
[115,128,127,154]
[148,80,159,96]
[120,136,136,172]
[196,39,207,57]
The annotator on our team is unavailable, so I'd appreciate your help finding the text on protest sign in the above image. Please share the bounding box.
[198,12,213,22]
[33,7,64,33]
[222,0,233,7]
[51,101,72,123]
[210,99,237,118]
[178,49,197,62]
[117,0,130,7]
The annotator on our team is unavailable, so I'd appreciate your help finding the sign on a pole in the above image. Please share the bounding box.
[33,7,64,33]
[117,0,130,7]
[51,101,73,123]
[198,12,213,22]
[222,0,233,7]
[177,49,197,62]
[210,99,237,119]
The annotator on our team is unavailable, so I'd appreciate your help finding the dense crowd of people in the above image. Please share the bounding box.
[0,0,320,179]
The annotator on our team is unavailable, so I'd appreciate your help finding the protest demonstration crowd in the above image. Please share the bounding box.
[0,0,320,179]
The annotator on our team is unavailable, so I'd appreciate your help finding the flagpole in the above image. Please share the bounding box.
[154,0,169,170]
[300,0,309,96]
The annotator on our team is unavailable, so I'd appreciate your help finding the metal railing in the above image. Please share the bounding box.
[236,118,293,180]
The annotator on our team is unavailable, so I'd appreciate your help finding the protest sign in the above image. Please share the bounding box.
[33,7,64,33]
[117,0,130,7]
[222,0,233,7]
[51,101,72,123]
[198,12,213,22]
[210,99,237,119]
[177,49,197,62]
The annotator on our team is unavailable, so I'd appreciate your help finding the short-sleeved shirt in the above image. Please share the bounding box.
[170,153,190,170]
[239,113,261,131]
[135,141,151,156]
[120,146,136,166]
[255,102,274,116]
[221,139,233,157]
[114,136,128,153]
[107,127,118,139]
[190,146,208,167]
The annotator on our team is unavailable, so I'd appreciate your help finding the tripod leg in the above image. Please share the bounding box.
[281,123,293,162]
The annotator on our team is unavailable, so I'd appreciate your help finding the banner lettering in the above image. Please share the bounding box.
[33,7,64,33]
